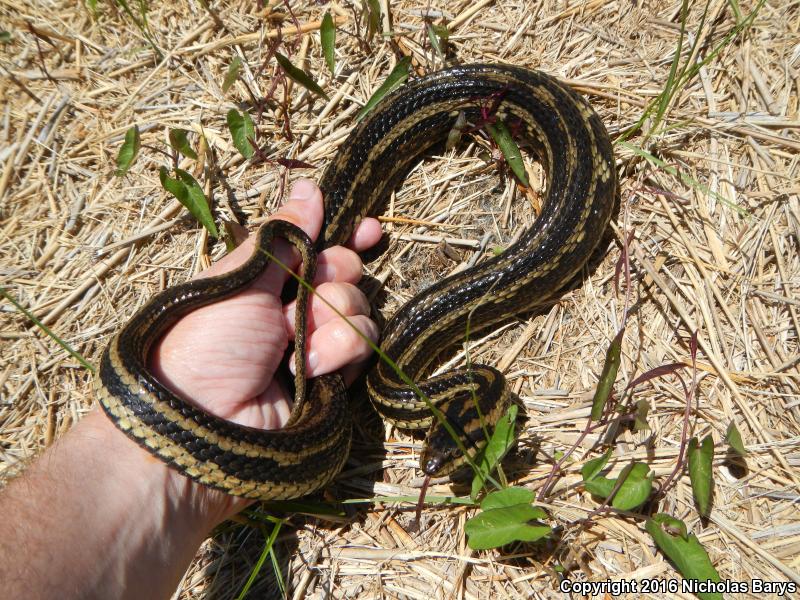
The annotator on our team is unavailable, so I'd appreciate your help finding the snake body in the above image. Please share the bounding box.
[96,63,617,500]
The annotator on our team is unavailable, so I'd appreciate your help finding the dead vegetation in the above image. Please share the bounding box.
[1,0,799,598]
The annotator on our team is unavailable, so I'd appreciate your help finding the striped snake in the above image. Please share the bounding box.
[96,63,617,500]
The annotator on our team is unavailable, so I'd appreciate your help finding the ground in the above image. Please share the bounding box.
[1,0,799,598]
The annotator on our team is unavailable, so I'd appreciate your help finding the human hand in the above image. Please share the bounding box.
[139,178,381,521]
[150,178,381,428]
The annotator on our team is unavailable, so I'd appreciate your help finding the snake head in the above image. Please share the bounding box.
[420,443,465,477]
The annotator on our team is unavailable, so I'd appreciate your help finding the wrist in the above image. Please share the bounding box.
[87,408,252,529]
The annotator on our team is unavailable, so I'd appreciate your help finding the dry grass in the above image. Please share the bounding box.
[1,0,799,598]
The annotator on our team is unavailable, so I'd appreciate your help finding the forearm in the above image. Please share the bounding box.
[0,409,245,600]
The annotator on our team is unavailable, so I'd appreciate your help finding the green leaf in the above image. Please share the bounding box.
[426,23,449,58]
[274,52,329,100]
[222,56,242,93]
[688,436,714,517]
[320,12,336,73]
[726,422,746,456]
[465,504,550,550]
[584,462,653,511]
[584,476,616,499]
[634,398,651,431]
[646,514,722,600]
[485,119,530,187]
[356,56,411,121]
[610,462,653,511]
[480,486,534,511]
[366,0,381,36]
[115,125,140,177]
[168,129,198,160]
[470,404,518,499]
[0,30,12,43]
[226,109,256,159]
[591,328,623,421]
[158,167,218,238]
[581,449,612,483]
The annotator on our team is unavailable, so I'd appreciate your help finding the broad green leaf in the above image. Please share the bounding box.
[646,514,722,600]
[115,125,140,177]
[168,129,197,160]
[610,462,653,511]
[356,56,411,121]
[591,328,623,421]
[320,12,336,73]
[584,462,653,511]
[222,56,242,93]
[581,448,612,483]
[274,52,329,100]
[584,476,616,499]
[226,109,256,159]
[158,167,218,238]
[0,30,11,43]
[486,119,530,187]
[465,503,550,550]
[688,435,714,517]
[634,399,651,431]
[470,404,518,499]
[726,422,746,456]
[480,486,534,511]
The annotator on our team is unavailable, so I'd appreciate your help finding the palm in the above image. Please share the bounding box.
[148,180,382,432]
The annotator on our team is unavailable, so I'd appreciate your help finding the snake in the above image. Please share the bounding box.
[95,63,617,501]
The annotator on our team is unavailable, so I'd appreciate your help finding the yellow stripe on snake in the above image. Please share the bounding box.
[96,63,617,500]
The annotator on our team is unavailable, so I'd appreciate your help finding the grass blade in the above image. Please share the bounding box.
[0,286,95,373]
[320,12,335,73]
[356,57,411,121]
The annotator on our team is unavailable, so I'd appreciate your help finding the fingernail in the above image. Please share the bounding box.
[290,179,317,202]
[307,350,318,371]
[288,351,317,375]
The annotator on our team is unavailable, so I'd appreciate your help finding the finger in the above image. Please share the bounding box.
[312,246,364,286]
[347,217,382,252]
[250,180,326,296]
[340,357,375,386]
[195,179,323,286]
[289,315,379,377]
[284,282,370,339]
